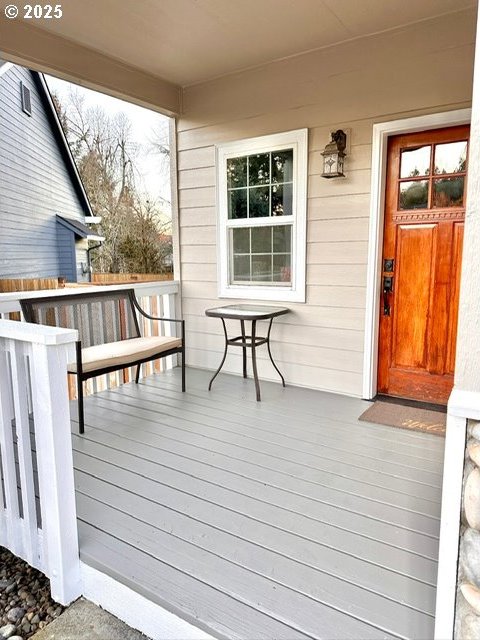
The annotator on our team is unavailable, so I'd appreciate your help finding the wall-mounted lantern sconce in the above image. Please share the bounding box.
[321,129,347,178]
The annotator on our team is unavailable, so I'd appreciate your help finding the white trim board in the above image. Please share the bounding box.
[362,109,472,400]
[80,562,215,640]
[0,61,13,77]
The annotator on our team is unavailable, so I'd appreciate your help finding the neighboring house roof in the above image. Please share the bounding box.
[57,215,104,241]
[30,70,95,220]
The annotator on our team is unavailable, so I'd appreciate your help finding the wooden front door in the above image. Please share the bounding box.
[378,125,469,405]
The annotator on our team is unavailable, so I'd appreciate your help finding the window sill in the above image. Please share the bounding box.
[219,284,305,303]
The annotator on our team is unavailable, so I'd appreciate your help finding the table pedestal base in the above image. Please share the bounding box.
[208,317,285,401]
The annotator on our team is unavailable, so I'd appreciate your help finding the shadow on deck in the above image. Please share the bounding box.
[71,367,445,640]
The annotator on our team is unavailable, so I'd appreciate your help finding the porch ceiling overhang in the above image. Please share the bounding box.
[0,0,476,114]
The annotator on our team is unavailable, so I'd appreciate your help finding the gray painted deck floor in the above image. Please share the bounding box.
[72,368,445,640]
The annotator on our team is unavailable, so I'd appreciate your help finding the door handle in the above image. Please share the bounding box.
[383,277,393,316]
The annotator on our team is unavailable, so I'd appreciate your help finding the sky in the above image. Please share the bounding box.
[45,74,172,218]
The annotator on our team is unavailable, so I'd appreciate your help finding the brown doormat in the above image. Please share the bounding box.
[359,401,446,437]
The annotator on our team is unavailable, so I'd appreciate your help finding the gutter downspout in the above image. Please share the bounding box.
[86,242,103,283]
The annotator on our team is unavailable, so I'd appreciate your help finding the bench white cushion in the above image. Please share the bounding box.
[68,336,182,374]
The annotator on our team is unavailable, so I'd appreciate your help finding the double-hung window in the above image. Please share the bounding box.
[216,129,307,302]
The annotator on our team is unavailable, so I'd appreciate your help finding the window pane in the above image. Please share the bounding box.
[249,153,270,185]
[272,150,293,183]
[272,183,293,216]
[249,186,270,217]
[400,146,431,178]
[273,254,291,283]
[399,180,428,210]
[233,255,250,281]
[251,226,272,253]
[228,188,248,219]
[434,141,467,174]
[433,177,464,207]
[251,255,272,281]
[229,224,293,285]
[227,156,248,187]
[232,227,250,253]
[273,225,292,253]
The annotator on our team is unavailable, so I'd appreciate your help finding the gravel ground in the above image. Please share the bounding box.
[0,547,64,640]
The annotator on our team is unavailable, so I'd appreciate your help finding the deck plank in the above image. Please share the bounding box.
[74,368,443,640]
[73,427,438,559]
[74,462,435,632]
[144,378,443,462]
[106,384,443,486]
[78,523,314,640]
[78,400,442,529]
[73,439,438,584]
[77,497,397,640]
[143,377,445,467]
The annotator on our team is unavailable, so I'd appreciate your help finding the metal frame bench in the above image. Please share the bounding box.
[20,288,185,434]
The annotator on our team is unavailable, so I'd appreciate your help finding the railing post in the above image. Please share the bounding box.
[29,337,81,605]
[0,349,22,557]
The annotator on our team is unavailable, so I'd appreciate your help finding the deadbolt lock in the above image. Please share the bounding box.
[383,258,394,272]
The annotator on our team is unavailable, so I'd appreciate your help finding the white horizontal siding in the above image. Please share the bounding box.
[177,11,475,396]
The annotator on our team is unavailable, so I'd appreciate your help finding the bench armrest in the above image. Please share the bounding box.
[131,296,185,339]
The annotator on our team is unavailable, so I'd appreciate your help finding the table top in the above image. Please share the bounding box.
[205,304,290,320]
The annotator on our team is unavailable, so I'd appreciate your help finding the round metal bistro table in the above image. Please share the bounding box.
[205,304,290,401]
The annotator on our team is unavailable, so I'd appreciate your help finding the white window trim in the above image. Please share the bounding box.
[216,128,307,303]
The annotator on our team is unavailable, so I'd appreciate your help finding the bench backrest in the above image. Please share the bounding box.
[20,289,141,347]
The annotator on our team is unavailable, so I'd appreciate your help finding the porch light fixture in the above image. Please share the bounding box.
[321,130,347,178]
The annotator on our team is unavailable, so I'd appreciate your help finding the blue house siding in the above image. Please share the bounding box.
[0,65,89,280]
[57,225,76,282]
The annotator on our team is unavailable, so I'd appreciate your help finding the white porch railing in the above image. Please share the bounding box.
[0,319,81,605]
[0,280,181,605]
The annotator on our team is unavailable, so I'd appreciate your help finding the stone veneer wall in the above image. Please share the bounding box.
[455,420,480,638]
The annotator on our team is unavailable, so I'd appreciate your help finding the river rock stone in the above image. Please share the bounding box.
[468,442,480,468]
[0,625,17,639]
[469,421,480,441]
[6,609,24,624]
[0,547,65,639]
[461,582,480,615]
[465,468,480,530]
[461,528,480,584]
[456,597,480,640]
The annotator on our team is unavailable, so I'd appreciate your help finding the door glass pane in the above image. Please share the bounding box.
[400,146,431,178]
[249,154,270,185]
[227,157,248,187]
[228,188,248,219]
[249,186,270,217]
[272,183,293,216]
[434,141,467,174]
[433,176,465,207]
[251,226,272,253]
[272,150,293,183]
[399,180,429,210]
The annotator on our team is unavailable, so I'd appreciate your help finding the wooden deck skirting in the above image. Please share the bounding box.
[72,367,444,640]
